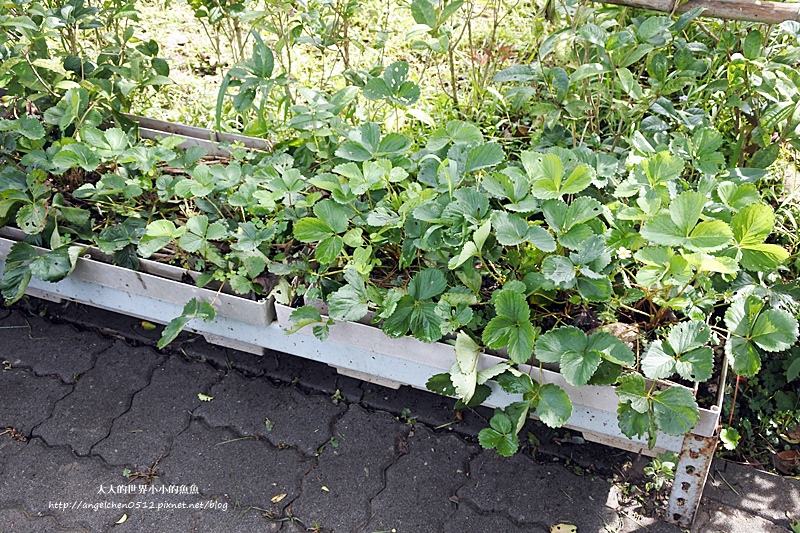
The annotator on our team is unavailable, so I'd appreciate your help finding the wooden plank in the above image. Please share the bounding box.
[598,0,800,24]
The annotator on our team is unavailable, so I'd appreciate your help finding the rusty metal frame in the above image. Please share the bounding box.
[667,433,719,526]
[666,348,729,527]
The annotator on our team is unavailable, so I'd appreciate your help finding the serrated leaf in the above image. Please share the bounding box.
[478,411,519,456]
[617,402,653,440]
[426,372,457,395]
[314,200,349,234]
[616,373,649,413]
[482,290,535,364]
[492,211,529,246]
[585,331,635,366]
[315,235,344,264]
[294,218,334,242]
[652,387,699,435]
[28,247,75,281]
[560,349,602,386]
[409,269,447,301]
[541,255,576,288]
[285,306,324,334]
[328,267,368,322]
[158,298,216,349]
[464,143,504,174]
[535,384,572,427]
[668,320,711,353]
[641,340,676,380]
[536,326,586,363]
[751,309,798,352]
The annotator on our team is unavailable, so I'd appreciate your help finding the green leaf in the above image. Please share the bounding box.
[651,387,699,435]
[285,306,325,334]
[294,218,334,242]
[687,220,734,253]
[17,116,45,139]
[668,320,711,353]
[427,372,457,395]
[675,347,713,382]
[727,336,761,376]
[535,326,586,363]
[382,295,415,338]
[492,211,529,246]
[313,200,349,235]
[535,384,572,427]
[670,191,706,236]
[643,321,714,382]
[482,290,535,364]
[0,262,32,304]
[731,203,789,270]
[743,29,762,60]
[478,410,519,456]
[641,192,732,252]
[541,255,576,288]
[585,331,635,366]
[328,267,368,322]
[725,296,799,376]
[158,298,216,348]
[28,247,77,282]
[616,373,649,413]
[561,349,602,386]
[408,269,447,301]
[751,309,798,352]
[617,402,653,441]
[315,235,343,264]
[464,143,504,174]
[17,201,48,234]
[410,0,437,27]
[641,340,676,380]
[53,144,100,171]
[576,277,612,302]
[720,427,741,450]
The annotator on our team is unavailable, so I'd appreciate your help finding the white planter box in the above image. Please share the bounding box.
[274,303,723,458]
[0,233,274,354]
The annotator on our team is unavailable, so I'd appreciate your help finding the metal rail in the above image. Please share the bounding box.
[595,0,800,24]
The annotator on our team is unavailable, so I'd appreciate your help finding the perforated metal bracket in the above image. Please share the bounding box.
[666,432,719,527]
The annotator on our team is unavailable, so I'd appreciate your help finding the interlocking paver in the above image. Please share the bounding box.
[457,450,683,531]
[3,302,800,533]
[702,460,800,529]
[195,371,345,456]
[93,355,222,467]
[0,438,125,532]
[109,492,275,533]
[0,506,79,532]
[0,311,111,383]
[291,405,410,532]
[0,368,71,434]
[34,341,163,455]
[444,500,548,532]
[0,437,27,475]
[157,421,311,512]
[363,424,477,532]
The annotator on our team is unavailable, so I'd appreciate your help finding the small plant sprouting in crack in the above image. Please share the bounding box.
[330,389,344,405]
[122,457,162,485]
[0,427,27,441]
[315,435,342,456]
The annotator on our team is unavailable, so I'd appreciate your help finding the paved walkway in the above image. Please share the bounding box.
[0,302,798,532]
